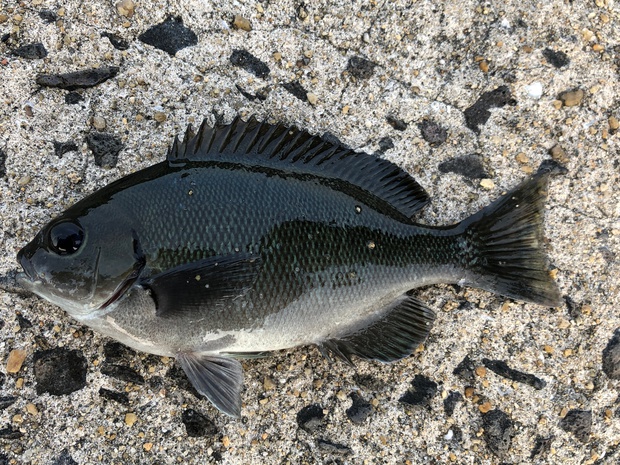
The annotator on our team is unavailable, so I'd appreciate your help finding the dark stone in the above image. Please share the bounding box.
[33,348,87,395]
[346,56,376,79]
[182,408,218,437]
[542,48,570,68]
[86,133,124,168]
[99,388,129,405]
[11,43,47,59]
[235,84,268,101]
[602,328,620,379]
[386,115,408,131]
[317,439,352,455]
[449,425,463,443]
[346,392,372,424]
[0,373,5,388]
[0,453,8,465]
[0,34,8,44]
[537,158,568,176]
[399,375,438,407]
[482,358,546,390]
[53,141,78,158]
[16,312,32,330]
[296,404,325,433]
[443,391,463,417]
[0,396,17,411]
[100,363,144,385]
[230,49,270,79]
[51,449,78,465]
[0,427,22,440]
[564,295,580,319]
[418,120,447,146]
[39,9,57,23]
[464,86,516,134]
[375,136,394,154]
[64,92,83,104]
[138,17,198,55]
[482,409,515,456]
[453,355,476,382]
[438,154,488,179]
[101,32,130,51]
[282,81,308,101]
[0,149,6,177]
[103,341,133,361]
[530,435,554,459]
[37,66,119,91]
[559,409,592,442]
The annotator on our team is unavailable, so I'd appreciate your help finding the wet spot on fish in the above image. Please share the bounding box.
[188,190,193,196]
[355,205,362,214]
[195,275,201,281]
[367,240,376,250]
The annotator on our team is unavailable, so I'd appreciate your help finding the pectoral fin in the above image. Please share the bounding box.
[142,252,261,318]
[320,293,436,364]
[177,352,244,418]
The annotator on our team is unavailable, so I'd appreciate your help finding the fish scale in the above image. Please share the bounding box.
[16,117,562,417]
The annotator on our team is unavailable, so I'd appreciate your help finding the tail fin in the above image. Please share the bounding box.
[456,170,562,307]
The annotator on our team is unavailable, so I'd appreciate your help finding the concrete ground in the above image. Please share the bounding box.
[0,0,619,463]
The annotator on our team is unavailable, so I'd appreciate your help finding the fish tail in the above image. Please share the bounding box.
[455,169,562,307]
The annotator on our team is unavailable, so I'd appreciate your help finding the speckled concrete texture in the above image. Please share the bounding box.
[1,0,619,464]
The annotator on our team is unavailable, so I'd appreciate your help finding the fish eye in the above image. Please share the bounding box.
[47,221,84,256]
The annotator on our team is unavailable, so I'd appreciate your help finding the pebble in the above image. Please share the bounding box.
[464,86,515,134]
[6,349,27,373]
[25,403,38,415]
[53,141,78,158]
[525,81,543,99]
[482,358,546,389]
[453,355,476,382]
[443,391,463,417]
[609,116,619,132]
[153,111,167,123]
[542,48,570,68]
[86,133,124,168]
[399,375,438,407]
[138,17,198,56]
[182,408,218,437]
[346,56,376,79]
[482,409,515,456]
[17,175,31,186]
[100,363,144,384]
[33,348,87,395]
[124,413,138,426]
[558,88,584,107]
[530,435,554,459]
[296,404,325,433]
[233,15,252,31]
[65,92,83,105]
[0,427,23,440]
[36,67,120,91]
[479,178,495,190]
[99,387,130,405]
[230,49,270,79]
[386,115,408,131]
[92,116,106,130]
[306,92,318,105]
[602,328,620,379]
[437,154,488,179]
[0,149,5,177]
[317,439,352,456]
[101,32,130,51]
[418,119,447,146]
[559,409,591,442]
[11,43,48,59]
[282,81,307,101]
[346,392,373,424]
[263,376,276,391]
[116,0,135,18]
[549,144,569,163]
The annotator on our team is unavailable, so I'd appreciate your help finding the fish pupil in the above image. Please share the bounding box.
[48,221,84,255]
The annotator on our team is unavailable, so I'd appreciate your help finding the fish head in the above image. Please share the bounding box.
[17,205,145,318]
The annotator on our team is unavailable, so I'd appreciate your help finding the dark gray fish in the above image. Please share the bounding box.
[17,117,561,417]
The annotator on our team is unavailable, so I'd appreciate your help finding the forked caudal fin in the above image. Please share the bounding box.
[455,168,562,307]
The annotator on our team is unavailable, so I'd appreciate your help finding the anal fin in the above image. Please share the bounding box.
[177,352,244,418]
[321,294,436,364]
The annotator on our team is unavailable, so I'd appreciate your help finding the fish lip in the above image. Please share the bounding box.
[17,247,37,281]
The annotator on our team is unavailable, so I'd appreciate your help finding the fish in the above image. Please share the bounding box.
[16,117,562,417]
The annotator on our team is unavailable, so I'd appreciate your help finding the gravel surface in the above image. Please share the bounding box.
[1,0,619,464]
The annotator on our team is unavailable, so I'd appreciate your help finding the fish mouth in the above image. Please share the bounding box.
[17,247,37,282]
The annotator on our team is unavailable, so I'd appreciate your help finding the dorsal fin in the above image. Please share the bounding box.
[167,116,430,220]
